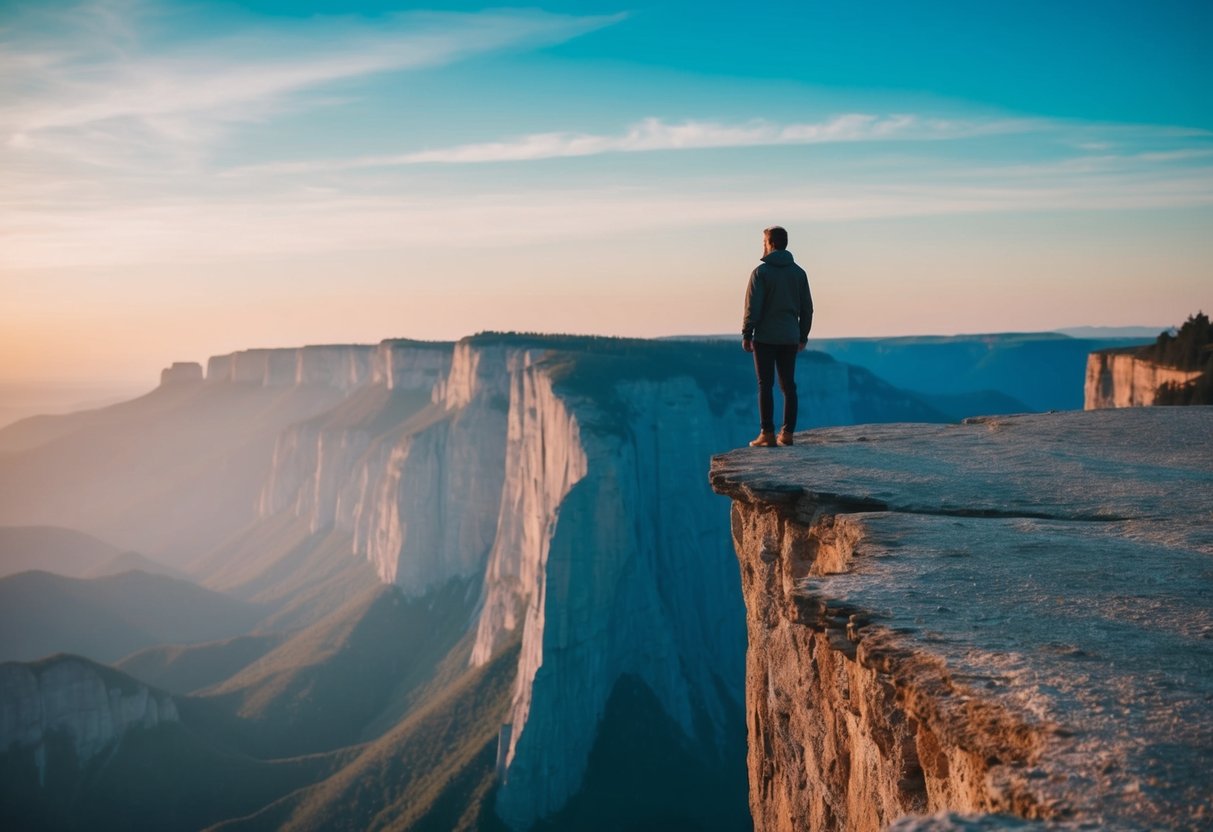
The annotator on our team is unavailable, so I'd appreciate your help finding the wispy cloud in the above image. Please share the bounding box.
[1,2,624,157]
[7,162,1213,270]
[228,114,1041,174]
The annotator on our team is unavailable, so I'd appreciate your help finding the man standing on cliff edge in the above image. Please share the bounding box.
[742,225,814,447]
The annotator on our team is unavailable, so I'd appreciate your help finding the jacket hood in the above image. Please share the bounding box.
[761,249,795,266]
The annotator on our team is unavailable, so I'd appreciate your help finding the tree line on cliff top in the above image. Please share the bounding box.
[1146,312,1213,405]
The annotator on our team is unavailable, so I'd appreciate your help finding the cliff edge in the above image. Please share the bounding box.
[710,408,1213,831]
[1083,349,1202,409]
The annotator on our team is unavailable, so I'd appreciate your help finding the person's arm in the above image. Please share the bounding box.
[742,269,763,350]
[798,273,814,349]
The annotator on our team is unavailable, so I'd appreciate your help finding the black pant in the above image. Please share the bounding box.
[753,342,798,433]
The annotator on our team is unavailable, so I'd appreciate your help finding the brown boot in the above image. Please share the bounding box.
[749,430,777,448]
[777,430,794,446]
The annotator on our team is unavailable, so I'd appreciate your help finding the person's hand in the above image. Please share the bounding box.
[798,342,806,352]
[742,339,753,353]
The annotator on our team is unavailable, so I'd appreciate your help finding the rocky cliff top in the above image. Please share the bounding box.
[711,408,1213,830]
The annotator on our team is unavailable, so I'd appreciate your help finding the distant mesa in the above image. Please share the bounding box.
[199,339,453,390]
[159,361,203,386]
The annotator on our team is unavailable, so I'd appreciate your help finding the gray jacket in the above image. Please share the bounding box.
[742,249,814,344]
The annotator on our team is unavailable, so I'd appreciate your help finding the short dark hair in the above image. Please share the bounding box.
[764,226,788,250]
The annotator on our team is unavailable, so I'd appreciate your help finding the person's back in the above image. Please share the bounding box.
[745,248,812,346]
[742,226,814,447]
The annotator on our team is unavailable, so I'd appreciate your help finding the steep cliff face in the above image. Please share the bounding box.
[711,409,1213,832]
[257,339,515,592]
[206,340,448,390]
[479,371,749,828]
[1084,349,1202,408]
[0,656,178,781]
[244,336,952,828]
[256,347,450,516]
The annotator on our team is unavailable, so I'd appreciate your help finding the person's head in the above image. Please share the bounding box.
[763,226,788,254]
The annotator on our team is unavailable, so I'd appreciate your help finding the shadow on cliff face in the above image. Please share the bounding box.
[534,673,752,832]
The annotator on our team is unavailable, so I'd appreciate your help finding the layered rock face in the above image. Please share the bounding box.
[480,372,750,827]
[0,656,178,780]
[257,340,514,591]
[711,408,1213,831]
[250,335,948,827]
[1084,349,1202,408]
[206,340,448,389]
[159,361,203,386]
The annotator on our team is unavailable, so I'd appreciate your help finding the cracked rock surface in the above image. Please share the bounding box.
[710,408,1213,832]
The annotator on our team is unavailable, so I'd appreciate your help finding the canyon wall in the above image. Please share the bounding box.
[200,339,452,390]
[248,335,947,828]
[1084,349,1202,408]
[711,409,1213,831]
[2,333,961,829]
[0,657,178,782]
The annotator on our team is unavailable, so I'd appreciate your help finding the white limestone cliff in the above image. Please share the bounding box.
[206,339,450,390]
[0,657,178,783]
[1084,349,1202,408]
[482,371,751,828]
[257,340,519,593]
[246,336,949,827]
[159,361,203,386]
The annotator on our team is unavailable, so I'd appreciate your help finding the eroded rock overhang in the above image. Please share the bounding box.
[709,408,1213,832]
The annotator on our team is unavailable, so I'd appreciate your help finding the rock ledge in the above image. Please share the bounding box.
[710,408,1213,831]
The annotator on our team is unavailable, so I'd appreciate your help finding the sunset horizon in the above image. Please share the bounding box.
[4,0,1210,387]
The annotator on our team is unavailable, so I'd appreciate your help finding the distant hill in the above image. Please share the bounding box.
[808,332,1154,412]
[665,331,1154,414]
[0,570,261,663]
[1054,325,1168,339]
[0,525,121,578]
[0,525,183,581]
[0,380,351,567]
[116,633,287,696]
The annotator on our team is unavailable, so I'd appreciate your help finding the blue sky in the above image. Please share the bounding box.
[2,0,1210,383]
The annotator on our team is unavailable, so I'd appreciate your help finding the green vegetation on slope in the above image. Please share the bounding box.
[197,578,478,758]
[207,642,520,832]
[1148,313,1213,405]
[196,517,382,632]
[1140,312,1212,371]
[117,632,287,695]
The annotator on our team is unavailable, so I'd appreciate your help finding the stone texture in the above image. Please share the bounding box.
[204,339,451,390]
[1084,350,1202,409]
[711,407,1213,832]
[0,656,177,782]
